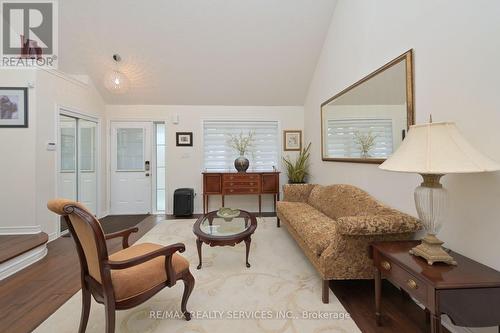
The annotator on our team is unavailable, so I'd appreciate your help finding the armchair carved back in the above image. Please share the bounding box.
[47,199,109,283]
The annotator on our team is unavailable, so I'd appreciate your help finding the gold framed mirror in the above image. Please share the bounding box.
[321,50,414,163]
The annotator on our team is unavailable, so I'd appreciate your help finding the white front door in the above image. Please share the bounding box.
[111,122,152,214]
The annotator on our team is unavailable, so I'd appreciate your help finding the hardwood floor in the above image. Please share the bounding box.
[1,214,450,333]
[0,214,164,333]
[0,233,48,263]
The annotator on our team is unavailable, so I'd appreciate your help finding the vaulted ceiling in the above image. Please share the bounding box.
[58,0,337,105]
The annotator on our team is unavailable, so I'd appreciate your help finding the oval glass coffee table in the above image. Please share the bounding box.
[193,210,257,269]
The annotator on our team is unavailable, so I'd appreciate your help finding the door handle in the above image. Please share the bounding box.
[145,161,150,171]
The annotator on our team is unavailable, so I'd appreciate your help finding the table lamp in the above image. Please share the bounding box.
[379,120,500,265]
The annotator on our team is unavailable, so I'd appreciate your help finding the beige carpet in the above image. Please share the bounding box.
[35,217,360,333]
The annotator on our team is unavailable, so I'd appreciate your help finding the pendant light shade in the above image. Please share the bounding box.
[104,54,129,94]
[104,69,129,93]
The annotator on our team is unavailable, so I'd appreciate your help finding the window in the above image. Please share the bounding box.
[203,120,279,171]
[116,128,144,171]
[155,123,166,212]
[326,118,393,158]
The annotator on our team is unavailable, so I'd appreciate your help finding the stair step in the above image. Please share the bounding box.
[0,233,49,264]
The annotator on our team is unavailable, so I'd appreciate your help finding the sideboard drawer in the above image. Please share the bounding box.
[224,181,259,188]
[376,255,428,304]
[223,174,260,181]
[224,187,259,194]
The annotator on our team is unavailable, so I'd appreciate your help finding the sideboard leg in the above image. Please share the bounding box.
[258,195,262,216]
[322,279,330,304]
[375,268,382,326]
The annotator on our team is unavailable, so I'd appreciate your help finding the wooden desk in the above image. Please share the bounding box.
[202,172,280,215]
[370,241,500,333]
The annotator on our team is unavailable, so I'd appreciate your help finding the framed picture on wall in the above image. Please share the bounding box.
[0,87,28,128]
[176,132,193,146]
[283,130,302,151]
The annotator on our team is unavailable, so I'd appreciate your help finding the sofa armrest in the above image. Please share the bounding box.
[282,184,316,202]
[336,213,422,236]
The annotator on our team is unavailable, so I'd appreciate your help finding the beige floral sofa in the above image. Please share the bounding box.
[276,184,422,303]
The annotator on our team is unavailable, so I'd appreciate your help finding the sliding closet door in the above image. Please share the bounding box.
[58,114,98,234]
[78,120,98,213]
[59,116,78,202]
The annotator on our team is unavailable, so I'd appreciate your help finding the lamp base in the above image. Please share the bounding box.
[409,234,457,265]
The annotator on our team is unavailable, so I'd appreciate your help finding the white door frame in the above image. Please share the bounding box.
[55,105,101,238]
[109,120,161,215]
[107,118,168,215]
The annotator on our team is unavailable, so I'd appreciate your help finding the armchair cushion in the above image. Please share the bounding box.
[109,242,189,301]
[336,214,421,236]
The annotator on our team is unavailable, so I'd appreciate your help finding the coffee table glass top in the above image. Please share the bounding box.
[199,214,252,237]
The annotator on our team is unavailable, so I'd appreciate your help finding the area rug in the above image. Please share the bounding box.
[34,217,360,333]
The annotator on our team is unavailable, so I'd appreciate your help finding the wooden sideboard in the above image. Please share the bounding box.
[202,172,280,215]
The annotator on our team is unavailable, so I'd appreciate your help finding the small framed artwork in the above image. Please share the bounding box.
[176,132,193,147]
[0,88,28,128]
[283,130,302,151]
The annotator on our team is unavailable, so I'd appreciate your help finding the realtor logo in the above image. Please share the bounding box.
[1,0,58,67]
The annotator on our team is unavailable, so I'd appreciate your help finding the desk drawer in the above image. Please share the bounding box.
[377,255,428,304]
[224,187,259,194]
[224,181,259,188]
[223,174,259,181]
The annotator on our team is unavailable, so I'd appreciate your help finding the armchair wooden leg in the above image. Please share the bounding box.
[277,217,280,228]
[104,301,115,333]
[181,270,195,321]
[78,286,91,333]
[322,279,330,304]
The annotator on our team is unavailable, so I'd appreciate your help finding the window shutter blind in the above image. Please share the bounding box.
[326,118,393,158]
[204,120,279,171]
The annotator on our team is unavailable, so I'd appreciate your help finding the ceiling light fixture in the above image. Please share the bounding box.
[104,54,130,94]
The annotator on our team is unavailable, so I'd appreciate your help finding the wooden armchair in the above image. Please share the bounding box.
[47,199,195,333]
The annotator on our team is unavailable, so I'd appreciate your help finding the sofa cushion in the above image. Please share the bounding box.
[307,184,389,219]
[277,201,337,256]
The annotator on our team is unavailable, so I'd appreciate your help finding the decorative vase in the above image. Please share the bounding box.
[234,155,249,172]
[361,151,370,158]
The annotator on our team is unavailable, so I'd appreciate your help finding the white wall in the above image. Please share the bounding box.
[35,70,107,239]
[305,2,500,331]
[0,69,38,234]
[106,105,304,214]
[0,69,106,239]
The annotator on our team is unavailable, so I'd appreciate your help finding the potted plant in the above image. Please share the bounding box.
[227,131,255,172]
[282,142,311,183]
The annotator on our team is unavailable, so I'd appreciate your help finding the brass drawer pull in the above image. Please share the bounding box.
[381,261,391,271]
[407,279,418,290]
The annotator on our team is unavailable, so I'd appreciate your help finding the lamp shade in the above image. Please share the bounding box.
[379,122,500,174]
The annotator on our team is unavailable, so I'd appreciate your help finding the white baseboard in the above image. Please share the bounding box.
[441,316,475,333]
[0,225,42,235]
[0,244,48,280]
[48,231,59,242]
[98,211,109,219]
[413,296,475,333]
